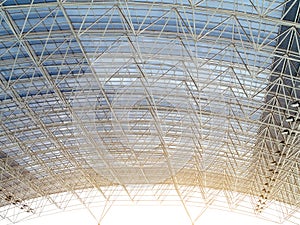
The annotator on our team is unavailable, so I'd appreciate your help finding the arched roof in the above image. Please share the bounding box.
[0,0,300,224]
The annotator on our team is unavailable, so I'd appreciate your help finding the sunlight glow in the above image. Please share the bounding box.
[4,206,283,225]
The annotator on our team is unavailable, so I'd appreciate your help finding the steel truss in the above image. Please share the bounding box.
[0,0,300,224]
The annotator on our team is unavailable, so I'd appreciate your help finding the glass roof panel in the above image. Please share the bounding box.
[2,0,300,224]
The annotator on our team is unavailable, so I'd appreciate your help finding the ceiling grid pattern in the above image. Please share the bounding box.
[0,0,300,224]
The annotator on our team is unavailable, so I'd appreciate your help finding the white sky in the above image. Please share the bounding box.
[1,205,285,225]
